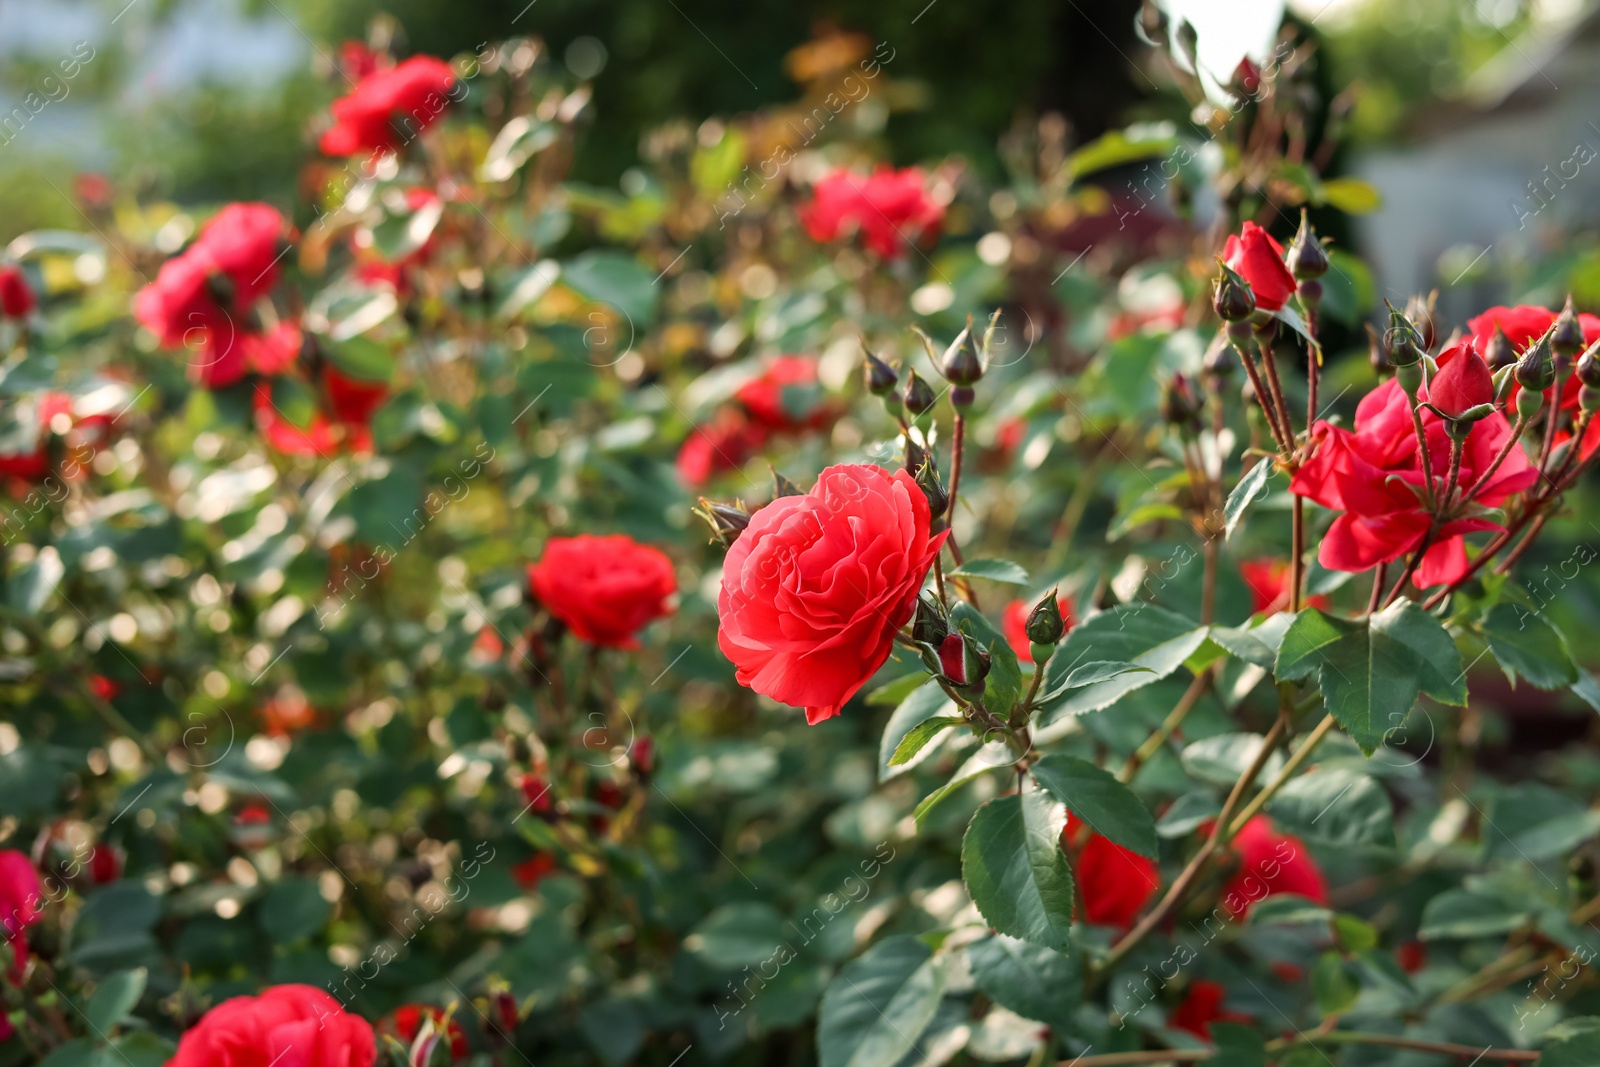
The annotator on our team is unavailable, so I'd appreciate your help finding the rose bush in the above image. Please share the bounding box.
[3,13,1600,1067]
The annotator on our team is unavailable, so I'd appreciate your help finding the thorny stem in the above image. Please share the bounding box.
[1383,433,1463,608]
[943,410,979,607]
[1290,494,1305,613]
[1257,327,1297,449]
[1234,338,1293,457]
[1409,400,1438,511]
[1461,414,1527,502]
[1367,561,1387,615]
[1227,712,1336,836]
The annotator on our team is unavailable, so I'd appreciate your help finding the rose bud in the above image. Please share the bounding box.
[911,592,948,645]
[1160,373,1203,437]
[1483,324,1516,372]
[630,736,655,777]
[863,351,898,396]
[1516,329,1557,394]
[937,631,990,691]
[1024,589,1065,663]
[902,368,936,417]
[1366,323,1392,377]
[490,989,519,1044]
[1222,221,1296,313]
[1231,56,1262,98]
[0,265,36,319]
[1553,295,1586,362]
[1204,338,1235,379]
[939,331,983,388]
[695,499,750,547]
[772,469,804,498]
[913,457,949,517]
[1384,303,1425,367]
[1579,346,1600,415]
[1404,291,1437,351]
[1428,342,1496,426]
[1286,210,1329,282]
[1213,261,1256,323]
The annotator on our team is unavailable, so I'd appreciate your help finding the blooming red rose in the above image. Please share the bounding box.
[1002,596,1075,664]
[1222,221,1296,312]
[1064,814,1158,929]
[735,356,835,432]
[801,167,944,259]
[1169,979,1253,1040]
[0,266,35,319]
[1221,816,1327,918]
[676,407,768,487]
[382,1003,468,1061]
[1427,340,1494,419]
[717,463,946,723]
[169,984,376,1067]
[1469,304,1600,459]
[528,534,677,648]
[1239,559,1328,616]
[319,55,457,158]
[1290,351,1538,588]
[134,203,295,388]
[0,850,44,980]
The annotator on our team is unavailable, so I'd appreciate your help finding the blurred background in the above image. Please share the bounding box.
[7,0,1600,322]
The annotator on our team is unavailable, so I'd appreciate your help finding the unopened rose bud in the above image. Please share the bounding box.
[1553,296,1586,361]
[1517,384,1544,422]
[1213,262,1256,323]
[903,369,936,417]
[695,499,750,546]
[939,331,983,387]
[912,593,948,645]
[1577,345,1600,389]
[1161,373,1203,437]
[772,470,804,498]
[489,989,518,1045]
[1366,323,1392,377]
[863,351,898,396]
[1428,342,1495,422]
[1583,385,1600,415]
[1404,292,1437,351]
[408,1026,442,1067]
[1024,590,1065,648]
[914,458,948,516]
[1484,324,1516,372]
[1204,339,1235,378]
[1385,303,1425,367]
[938,631,990,690]
[1286,210,1329,282]
[1516,329,1557,393]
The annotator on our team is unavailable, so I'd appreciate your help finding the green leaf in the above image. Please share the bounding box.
[269,374,318,430]
[1066,126,1181,182]
[1034,661,1153,704]
[1332,914,1378,954]
[878,680,956,782]
[562,250,659,323]
[1035,604,1208,728]
[948,559,1030,585]
[960,784,1074,952]
[1319,176,1383,214]
[1418,889,1531,940]
[913,757,1002,830]
[1268,767,1394,847]
[1482,603,1579,689]
[1249,896,1334,926]
[1275,602,1466,754]
[1573,670,1600,714]
[1211,1023,1268,1067]
[1542,1017,1600,1067]
[258,877,331,942]
[85,968,146,1034]
[1181,732,1284,788]
[1029,754,1158,858]
[1484,784,1600,862]
[865,671,928,707]
[951,601,1022,723]
[1210,612,1295,668]
[1157,792,1220,838]
[37,1039,108,1067]
[816,936,945,1067]
[9,546,64,614]
[1224,458,1277,540]
[320,335,395,385]
[966,934,1079,1030]
[890,716,966,767]
[683,903,787,969]
[1311,951,1360,1015]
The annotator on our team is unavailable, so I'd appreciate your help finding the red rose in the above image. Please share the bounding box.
[735,355,835,432]
[528,534,677,648]
[717,463,946,723]
[801,167,944,259]
[1221,816,1327,918]
[254,384,340,458]
[1222,221,1296,312]
[519,774,552,813]
[323,367,388,428]
[1427,340,1494,418]
[86,843,122,885]
[0,266,35,318]
[1469,304,1600,459]
[512,852,558,890]
[169,984,376,1067]
[382,1003,468,1061]
[1064,814,1158,930]
[0,850,44,979]
[338,41,384,83]
[1002,596,1074,664]
[1169,979,1252,1040]
[1290,357,1538,589]
[1397,940,1427,974]
[676,408,768,487]
[134,203,294,388]
[1239,559,1329,615]
[319,55,457,158]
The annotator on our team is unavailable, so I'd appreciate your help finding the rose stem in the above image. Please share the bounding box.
[1460,414,1527,501]
[1383,433,1463,608]
[1367,561,1387,614]
[1118,668,1212,784]
[1234,338,1293,457]
[1256,326,1297,446]
[1289,494,1305,614]
[1226,711,1336,835]
[1099,711,1291,974]
[944,409,979,607]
